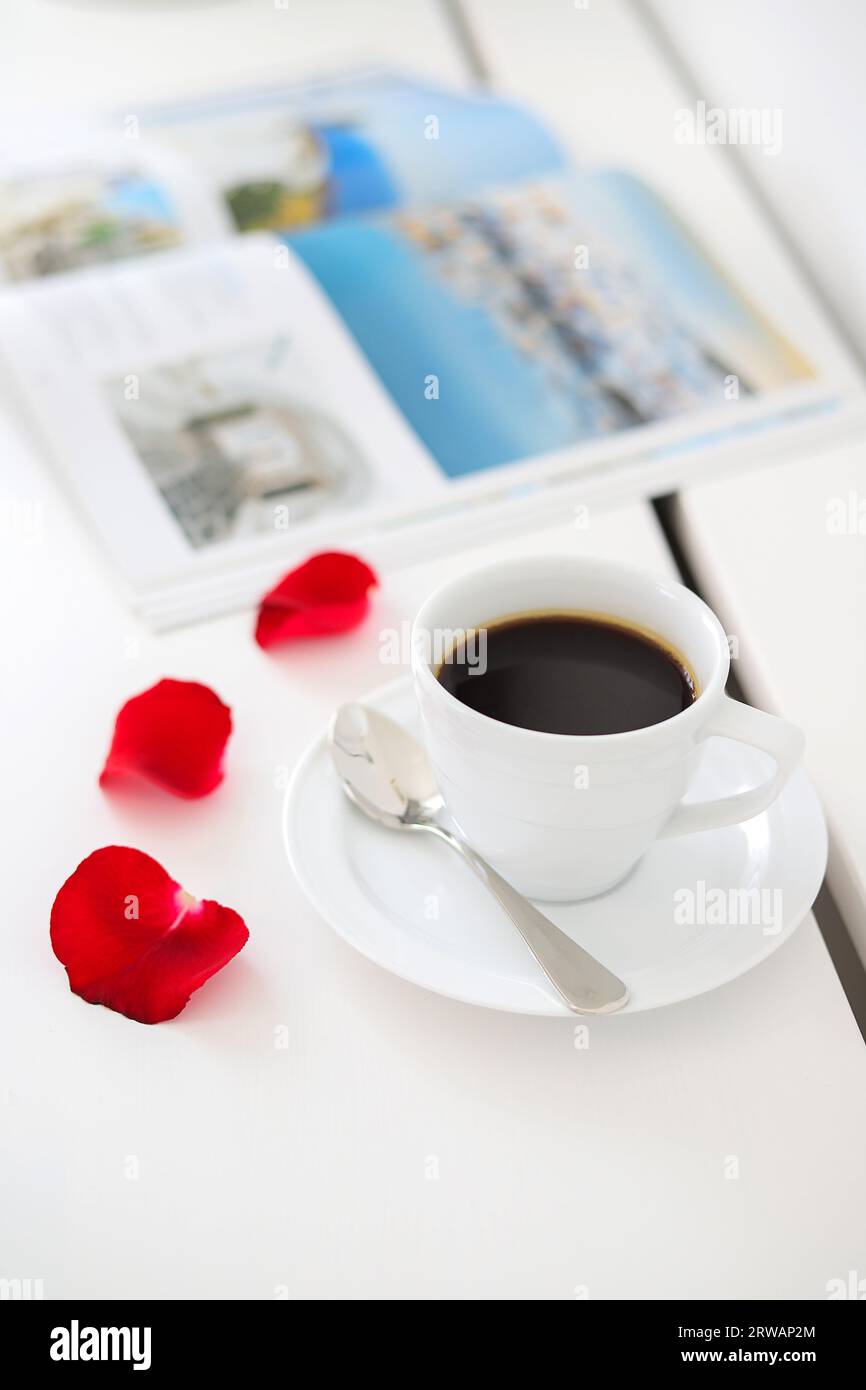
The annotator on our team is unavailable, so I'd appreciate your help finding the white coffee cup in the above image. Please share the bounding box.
[411,555,804,902]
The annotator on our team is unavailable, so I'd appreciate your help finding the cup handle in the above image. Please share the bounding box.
[659,695,804,838]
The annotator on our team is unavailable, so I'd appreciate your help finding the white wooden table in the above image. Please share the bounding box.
[673,444,866,967]
[638,0,866,968]
[2,0,865,1301]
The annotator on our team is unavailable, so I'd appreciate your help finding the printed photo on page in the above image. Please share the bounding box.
[0,73,564,285]
[286,168,817,480]
[0,125,226,285]
[132,72,566,234]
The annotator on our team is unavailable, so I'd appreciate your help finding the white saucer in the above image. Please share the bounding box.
[284,677,827,1016]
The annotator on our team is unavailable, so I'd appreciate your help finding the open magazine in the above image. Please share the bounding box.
[0,72,854,625]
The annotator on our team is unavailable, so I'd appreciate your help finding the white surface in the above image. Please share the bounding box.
[673,441,866,964]
[1,0,865,1301]
[635,0,866,962]
[287,674,827,1016]
[0,0,468,109]
[3,389,866,1297]
[647,0,866,367]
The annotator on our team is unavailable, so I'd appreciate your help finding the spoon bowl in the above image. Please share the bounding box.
[329,702,629,1015]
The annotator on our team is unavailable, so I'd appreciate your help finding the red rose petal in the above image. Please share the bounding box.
[254,551,377,650]
[50,846,249,1024]
[100,679,232,799]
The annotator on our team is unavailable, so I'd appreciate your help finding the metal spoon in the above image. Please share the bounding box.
[329,702,629,1015]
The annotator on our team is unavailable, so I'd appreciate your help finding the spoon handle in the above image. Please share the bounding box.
[426,823,629,1015]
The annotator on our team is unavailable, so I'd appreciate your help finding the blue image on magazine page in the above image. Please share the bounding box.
[144,73,565,233]
[286,170,814,478]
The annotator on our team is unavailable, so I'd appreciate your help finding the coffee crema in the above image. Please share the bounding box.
[436,611,698,736]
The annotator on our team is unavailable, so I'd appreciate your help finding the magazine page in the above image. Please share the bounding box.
[0,162,850,628]
[0,71,859,626]
[0,234,444,620]
[285,166,829,487]
[0,72,565,286]
[134,71,567,236]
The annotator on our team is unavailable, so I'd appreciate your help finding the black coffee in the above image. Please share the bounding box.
[437,613,696,735]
